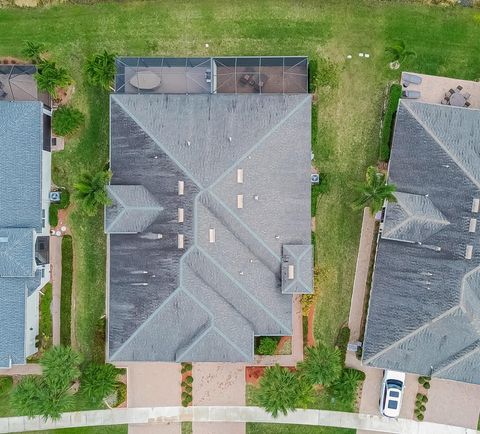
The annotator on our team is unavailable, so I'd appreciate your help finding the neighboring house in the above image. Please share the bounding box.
[106,56,313,363]
[0,67,52,369]
[363,98,480,384]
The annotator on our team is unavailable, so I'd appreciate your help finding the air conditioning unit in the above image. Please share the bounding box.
[49,191,61,203]
[311,173,320,184]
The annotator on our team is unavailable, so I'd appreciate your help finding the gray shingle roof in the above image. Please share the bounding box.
[0,101,44,368]
[107,93,312,362]
[0,101,43,231]
[363,99,480,384]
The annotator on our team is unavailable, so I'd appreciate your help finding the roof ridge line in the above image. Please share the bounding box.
[111,95,203,189]
[401,101,480,189]
[212,326,251,360]
[432,341,480,376]
[364,305,460,365]
[196,245,292,334]
[175,324,213,361]
[208,94,311,191]
[109,246,196,360]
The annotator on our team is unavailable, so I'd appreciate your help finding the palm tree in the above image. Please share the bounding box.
[40,346,81,391]
[355,166,396,215]
[385,40,416,66]
[21,41,45,63]
[328,368,365,405]
[81,363,120,405]
[74,170,112,216]
[34,60,72,97]
[11,376,42,418]
[85,50,116,91]
[254,364,314,417]
[298,343,342,386]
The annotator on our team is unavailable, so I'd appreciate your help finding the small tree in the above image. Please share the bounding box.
[74,170,112,216]
[385,40,416,65]
[11,376,42,418]
[21,41,46,63]
[52,106,85,136]
[85,50,116,91]
[81,363,120,405]
[328,368,365,405]
[257,337,279,355]
[40,346,81,390]
[254,364,314,417]
[298,343,342,386]
[34,60,72,97]
[355,166,396,215]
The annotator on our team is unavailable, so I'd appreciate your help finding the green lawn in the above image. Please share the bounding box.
[25,426,127,434]
[0,1,480,431]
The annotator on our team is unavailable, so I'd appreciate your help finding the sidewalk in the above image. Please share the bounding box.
[0,406,478,434]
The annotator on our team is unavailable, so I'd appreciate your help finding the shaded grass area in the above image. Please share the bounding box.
[379,83,402,161]
[0,376,14,417]
[61,235,73,346]
[38,282,53,353]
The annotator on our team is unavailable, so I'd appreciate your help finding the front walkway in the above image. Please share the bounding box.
[1,406,479,434]
[0,364,41,375]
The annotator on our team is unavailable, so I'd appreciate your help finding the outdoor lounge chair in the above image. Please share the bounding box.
[239,74,251,85]
[402,73,422,85]
[402,90,421,99]
[456,85,463,91]
[465,101,471,107]
[448,89,455,95]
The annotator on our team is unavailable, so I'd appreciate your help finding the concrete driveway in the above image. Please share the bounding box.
[192,363,246,434]
[123,362,181,434]
[424,378,480,429]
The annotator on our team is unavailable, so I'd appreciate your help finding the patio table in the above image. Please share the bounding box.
[129,70,161,90]
[449,92,466,107]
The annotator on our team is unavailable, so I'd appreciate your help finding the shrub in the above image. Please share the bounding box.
[423,382,431,389]
[181,381,188,388]
[181,392,189,400]
[40,346,81,391]
[335,326,351,367]
[181,362,192,374]
[419,405,426,412]
[417,413,424,421]
[416,393,423,400]
[328,368,365,405]
[85,51,116,90]
[34,60,72,97]
[0,376,13,395]
[81,363,121,405]
[380,83,402,161]
[52,106,85,136]
[115,382,127,407]
[254,364,314,417]
[185,385,192,393]
[422,395,428,403]
[49,189,70,228]
[185,394,192,403]
[257,337,279,355]
[21,41,46,63]
[414,408,421,415]
[298,344,342,386]
[182,399,189,407]
[185,376,193,385]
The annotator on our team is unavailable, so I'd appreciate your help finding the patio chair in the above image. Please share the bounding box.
[456,85,463,91]
[239,74,250,85]
[465,101,471,107]
[444,92,451,100]
[448,88,455,95]
[441,98,448,105]
[402,73,422,85]
[248,77,256,87]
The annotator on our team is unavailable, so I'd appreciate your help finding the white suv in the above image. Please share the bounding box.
[379,370,406,418]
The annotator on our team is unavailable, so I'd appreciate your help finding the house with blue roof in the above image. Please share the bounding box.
[0,79,52,368]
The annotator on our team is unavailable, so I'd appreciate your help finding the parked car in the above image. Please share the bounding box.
[379,370,406,418]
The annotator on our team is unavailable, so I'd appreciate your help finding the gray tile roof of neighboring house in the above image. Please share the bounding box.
[0,101,44,368]
[0,101,43,231]
[363,99,480,384]
[107,92,312,362]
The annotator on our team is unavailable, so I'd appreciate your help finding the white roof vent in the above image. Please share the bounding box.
[178,181,184,196]
[0,237,8,243]
[465,245,473,260]
[209,228,216,243]
[178,234,184,249]
[472,198,480,213]
[178,208,184,223]
[288,265,295,280]
[469,218,477,233]
[237,194,244,209]
[237,169,244,184]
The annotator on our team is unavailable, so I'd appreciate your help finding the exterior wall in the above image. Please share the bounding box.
[25,289,40,358]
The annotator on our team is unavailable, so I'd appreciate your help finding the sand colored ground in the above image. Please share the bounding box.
[192,363,246,434]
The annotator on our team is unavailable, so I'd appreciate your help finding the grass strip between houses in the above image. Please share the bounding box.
[60,235,73,347]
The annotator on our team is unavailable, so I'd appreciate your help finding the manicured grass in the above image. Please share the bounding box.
[0,0,479,400]
[0,376,14,417]
[61,235,73,346]
[39,283,53,351]
[181,422,193,434]
[379,83,402,161]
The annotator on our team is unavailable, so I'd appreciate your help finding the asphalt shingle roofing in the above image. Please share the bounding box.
[363,100,480,384]
[0,101,44,368]
[107,93,312,362]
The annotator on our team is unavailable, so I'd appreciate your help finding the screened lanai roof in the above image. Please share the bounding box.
[0,65,49,105]
[115,56,308,94]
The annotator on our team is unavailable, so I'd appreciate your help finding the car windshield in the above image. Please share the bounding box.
[389,390,400,398]
[388,400,398,410]
[386,379,403,389]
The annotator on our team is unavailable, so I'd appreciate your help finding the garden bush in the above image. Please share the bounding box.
[419,405,426,412]
[417,413,424,421]
[328,368,365,404]
[81,363,121,405]
[115,381,127,407]
[185,385,192,393]
[380,83,402,161]
[53,106,85,136]
[185,376,193,385]
[0,376,13,395]
[423,382,431,389]
[49,189,70,228]
[335,326,351,367]
[181,392,189,400]
[298,343,342,386]
[256,337,280,355]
